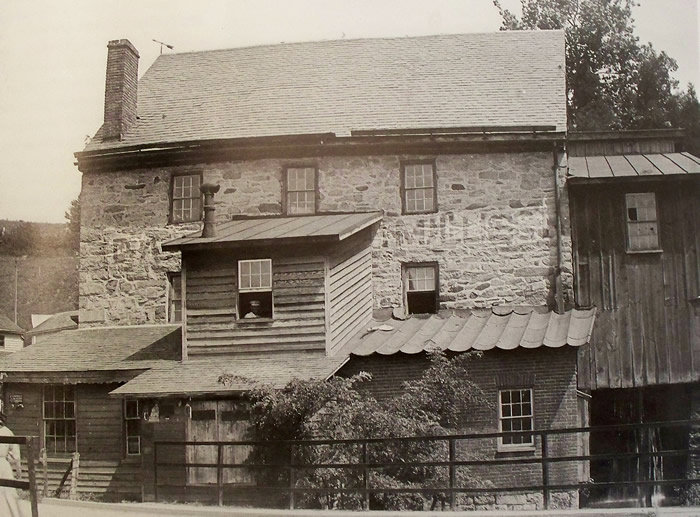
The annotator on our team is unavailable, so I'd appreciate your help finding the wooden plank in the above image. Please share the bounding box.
[329,268,372,307]
[188,340,326,355]
[187,308,237,317]
[330,277,372,324]
[187,284,236,294]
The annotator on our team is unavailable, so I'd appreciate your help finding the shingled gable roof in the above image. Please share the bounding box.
[0,325,181,376]
[0,314,23,335]
[83,30,566,152]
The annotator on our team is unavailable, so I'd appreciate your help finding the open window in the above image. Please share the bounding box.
[238,259,273,319]
[403,263,439,315]
[625,192,660,252]
[498,388,535,450]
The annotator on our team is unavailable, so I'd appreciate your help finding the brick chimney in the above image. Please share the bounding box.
[103,39,139,141]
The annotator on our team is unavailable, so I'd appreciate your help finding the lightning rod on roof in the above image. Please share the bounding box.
[152,39,174,55]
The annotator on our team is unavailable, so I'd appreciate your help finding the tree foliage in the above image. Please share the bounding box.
[494,0,700,148]
[219,351,493,510]
[64,196,80,249]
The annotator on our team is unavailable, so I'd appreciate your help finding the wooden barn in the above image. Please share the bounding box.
[568,129,700,503]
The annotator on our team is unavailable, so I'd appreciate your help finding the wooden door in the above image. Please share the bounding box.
[187,400,252,485]
[187,400,218,485]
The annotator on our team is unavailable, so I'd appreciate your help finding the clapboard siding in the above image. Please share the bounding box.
[572,179,700,389]
[185,249,327,356]
[77,384,123,461]
[328,232,374,354]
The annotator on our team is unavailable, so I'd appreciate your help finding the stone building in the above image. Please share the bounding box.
[1,32,597,508]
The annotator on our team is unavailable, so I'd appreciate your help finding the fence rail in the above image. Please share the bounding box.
[153,419,700,510]
[0,434,39,517]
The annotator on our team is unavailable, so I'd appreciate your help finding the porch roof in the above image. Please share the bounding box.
[338,307,596,357]
[109,350,347,398]
[0,325,181,378]
[568,152,700,180]
[161,211,382,251]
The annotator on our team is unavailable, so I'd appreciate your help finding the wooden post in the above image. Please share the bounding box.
[70,452,80,499]
[26,436,39,517]
[541,433,549,510]
[449,437,456,510]
[288,445,295,510]
[153,442,159,503]
[362,441,370,511]
[217,443,224,507]
[41,447,48,498]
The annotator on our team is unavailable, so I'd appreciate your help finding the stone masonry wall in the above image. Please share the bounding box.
[80,151,573,326]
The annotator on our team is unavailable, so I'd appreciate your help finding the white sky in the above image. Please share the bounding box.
[1,0,698,223]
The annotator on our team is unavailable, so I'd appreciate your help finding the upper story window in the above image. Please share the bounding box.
[238,259,273,319]
[124,399,141,455]
[171,174,202,223]
[401,162,437,214]
[403,263,439,315]
[43,385,76,454]
[625,192,660,252]
[285,167,316,215]
[167,272,182,323]
[498,388,534,450]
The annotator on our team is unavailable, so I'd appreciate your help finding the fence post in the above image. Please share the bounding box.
[153,442,159,503]
[41,447,48,498]
[449,437,456,510]
[69,452,79,499]
[541,432,549,510]
[26,436,39,517]
[289,444,295,510]
[217,443,224,507]
[362,441,370,511]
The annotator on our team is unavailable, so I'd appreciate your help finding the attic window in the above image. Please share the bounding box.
[171,174,202,223]
[401,162,437,214]
[238,259,273,319]
[625,192,660,252]
[285,167,316,215]
[403,263,439,315]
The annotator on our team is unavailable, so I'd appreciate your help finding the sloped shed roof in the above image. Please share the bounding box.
[569,152,700,179]
[84,30,566,151]
[0,314,23,335]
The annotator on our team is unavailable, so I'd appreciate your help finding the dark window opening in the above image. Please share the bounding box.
[191,409,216,421]
[239,291,273,319]
[238,259,273,319]
[124,399,141,456]
[404,264,438,315]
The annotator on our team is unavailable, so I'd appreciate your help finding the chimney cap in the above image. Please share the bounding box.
[200,183,221,195]
[107,39,140,58]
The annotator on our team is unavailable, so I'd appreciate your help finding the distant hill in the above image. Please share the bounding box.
[0,220,78,329]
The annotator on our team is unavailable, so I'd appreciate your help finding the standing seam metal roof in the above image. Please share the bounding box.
[568,152,700,179]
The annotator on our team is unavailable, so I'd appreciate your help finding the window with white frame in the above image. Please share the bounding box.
[167,272,182,323]
[403,263,439,315]
[625,192,660,252]
[402,163,436,214]
[43,385,77,454]
[238,259,273,319]
[124,399,141,455]
[498,388,534,448]
[285,167,316,215]
[171,174,202,223]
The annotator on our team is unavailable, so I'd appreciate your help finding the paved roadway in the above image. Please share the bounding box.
[19,499,700,517]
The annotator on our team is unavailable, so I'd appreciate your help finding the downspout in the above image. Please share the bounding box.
[553,142,565,313]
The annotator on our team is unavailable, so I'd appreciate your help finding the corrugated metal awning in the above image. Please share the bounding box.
[162,212,382,251]
[568,152,700,179]
[341,308,596,357]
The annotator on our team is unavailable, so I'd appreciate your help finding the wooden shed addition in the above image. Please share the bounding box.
[162,212,382,358]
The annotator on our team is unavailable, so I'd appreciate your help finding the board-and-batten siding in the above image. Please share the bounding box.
[185,252,327,356]
[328,232,374,354]
[572,180,700,390]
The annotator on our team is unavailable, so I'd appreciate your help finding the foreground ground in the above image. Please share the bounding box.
[19,498,700,517]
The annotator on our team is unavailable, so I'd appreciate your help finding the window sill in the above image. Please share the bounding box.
[402,210,439,216]
[236,318,274,325]
[496,444,536,455]
[626,249,663,255]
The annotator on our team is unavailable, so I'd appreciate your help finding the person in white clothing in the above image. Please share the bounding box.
[0,411,23,517]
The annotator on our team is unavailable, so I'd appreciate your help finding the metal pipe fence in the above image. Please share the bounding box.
[0,434,39,517]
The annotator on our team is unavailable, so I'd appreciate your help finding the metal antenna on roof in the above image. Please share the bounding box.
[152,39,174,55]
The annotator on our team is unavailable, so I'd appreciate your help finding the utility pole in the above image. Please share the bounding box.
[14,256,18,324]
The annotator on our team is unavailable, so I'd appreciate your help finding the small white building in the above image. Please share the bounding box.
[0,313,24,353]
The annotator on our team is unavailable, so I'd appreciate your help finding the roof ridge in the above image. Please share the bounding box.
[156,29,565,58]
